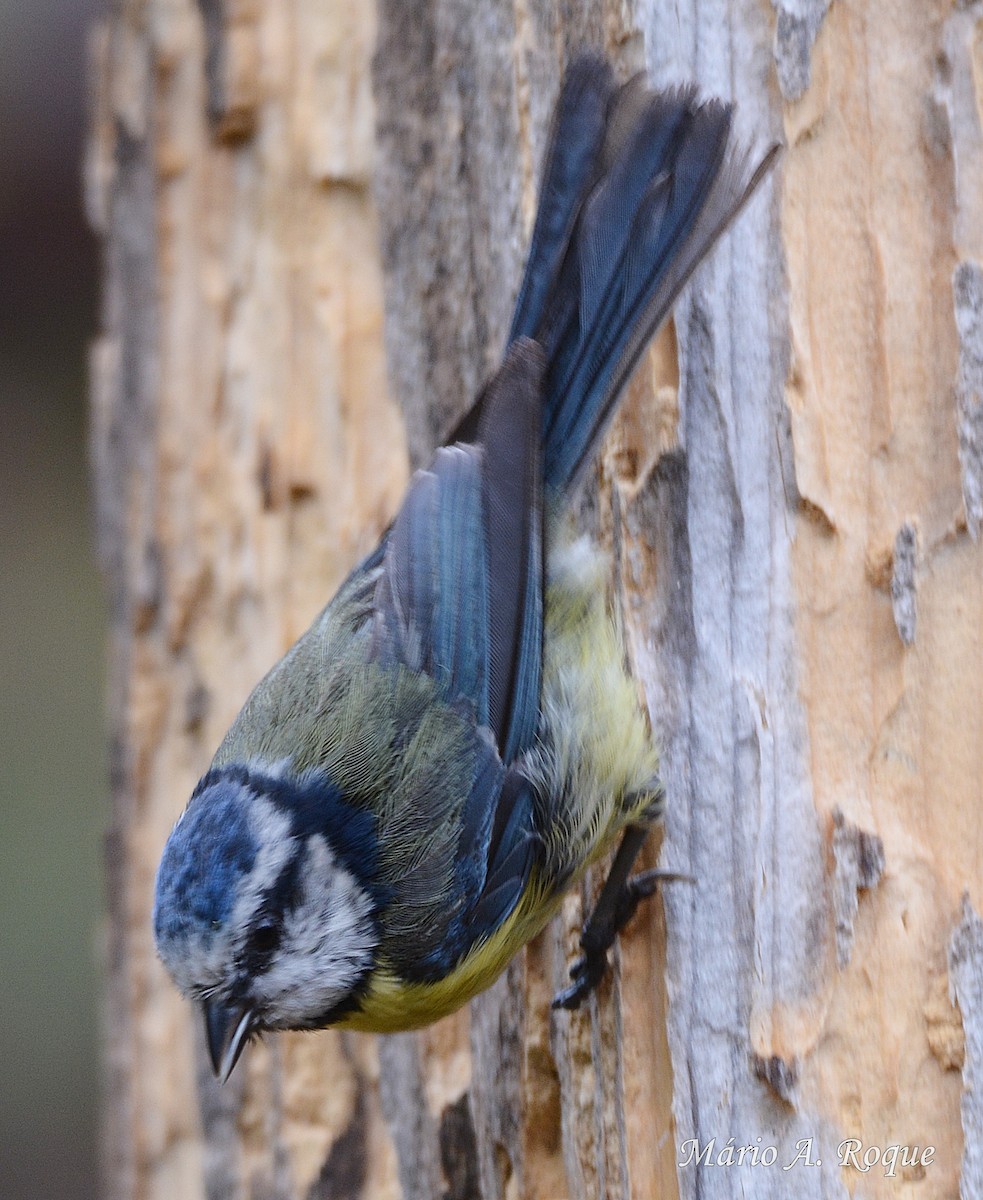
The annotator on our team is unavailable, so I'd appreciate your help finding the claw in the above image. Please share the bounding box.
[551,859,694,1011]
[552,951,608,1009]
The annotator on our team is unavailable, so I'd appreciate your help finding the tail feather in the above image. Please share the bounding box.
[531,83,698,366]
[508,57,777,494]
[541,97,733,485]
[608,136,780,429]
[509,58,616,344]
[445,55,778,497]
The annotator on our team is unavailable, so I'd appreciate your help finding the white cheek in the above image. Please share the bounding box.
[253,836,377,1026]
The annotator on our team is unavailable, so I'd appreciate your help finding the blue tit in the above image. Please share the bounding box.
[153,52,777,1082]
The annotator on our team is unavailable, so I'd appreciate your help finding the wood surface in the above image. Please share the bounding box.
[89,1,983,1196]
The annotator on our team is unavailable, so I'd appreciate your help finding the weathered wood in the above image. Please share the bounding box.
[91,1,983,1197]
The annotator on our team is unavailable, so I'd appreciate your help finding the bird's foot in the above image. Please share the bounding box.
[552,867,692,1011]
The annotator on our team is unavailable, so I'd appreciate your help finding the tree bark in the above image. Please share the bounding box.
[90,1,983,1198]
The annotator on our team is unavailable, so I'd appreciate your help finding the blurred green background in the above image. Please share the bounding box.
[1,3,105,1198]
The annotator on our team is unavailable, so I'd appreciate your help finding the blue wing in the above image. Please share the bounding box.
[371,337,545,765]
[398,729,538,982]
[365,341,545,978]
[371,442,492,717]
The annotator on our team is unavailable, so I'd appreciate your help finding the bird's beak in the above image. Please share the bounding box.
[202,1000,255,1083]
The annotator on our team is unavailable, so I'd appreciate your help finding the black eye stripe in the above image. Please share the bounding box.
[242,919,282,977]
[252,922,279,952]
[240,851,304,977]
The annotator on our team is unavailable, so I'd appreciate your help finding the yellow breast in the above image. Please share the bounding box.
[337,873,557,1032]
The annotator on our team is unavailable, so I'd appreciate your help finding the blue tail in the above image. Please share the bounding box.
[509,55,777,494]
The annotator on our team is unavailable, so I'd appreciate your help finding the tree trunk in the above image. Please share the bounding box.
[89,1,983,1198]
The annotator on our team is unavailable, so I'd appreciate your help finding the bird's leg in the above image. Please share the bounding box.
[552,821,692,1010]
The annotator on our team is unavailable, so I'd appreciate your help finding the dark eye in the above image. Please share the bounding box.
[250,921,280,958]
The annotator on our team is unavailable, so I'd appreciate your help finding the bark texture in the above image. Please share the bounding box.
[90,1,983,1198]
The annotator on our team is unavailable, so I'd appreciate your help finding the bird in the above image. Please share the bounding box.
[153,51,778,1083]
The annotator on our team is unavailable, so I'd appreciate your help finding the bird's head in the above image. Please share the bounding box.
[153,763,385,1081]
